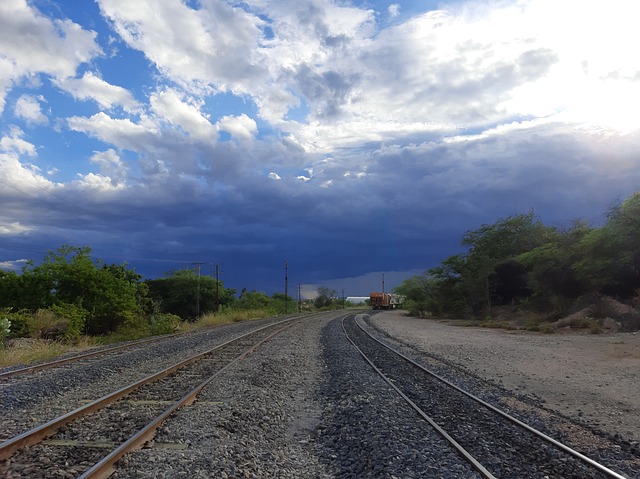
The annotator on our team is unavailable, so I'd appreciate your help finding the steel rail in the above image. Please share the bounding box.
[0,334,179,381]
[0,313,316,381]
[353,314,628,479]
[0,315,300,461]
[79,320,299,479]
[341,316,497,479]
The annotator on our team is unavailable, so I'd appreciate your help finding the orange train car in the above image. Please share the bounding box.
[369,292,404,310]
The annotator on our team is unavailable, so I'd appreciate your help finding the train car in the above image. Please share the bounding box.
[370,292,404,310]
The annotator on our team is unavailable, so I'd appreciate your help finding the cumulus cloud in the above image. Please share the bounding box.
[0,0,100,114]
[1,0,640,294]
[98,0,265,93]
[0,126,37,156]
[217,114,257,142]
[57,71,141,113]
[150,88,217,142]
[14,95,48,125]
[89,149,128,186]
[67,112,154,152]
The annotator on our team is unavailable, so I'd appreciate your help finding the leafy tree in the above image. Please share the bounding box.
[234,290,274,311]
[271,292,295,313]
[146,269,233,320]
[516,220,592,308]
[0,245,147,334]
[314,286,336,309]
[394,273,434,316]
[574,194,640,297]
[459,211,554,312]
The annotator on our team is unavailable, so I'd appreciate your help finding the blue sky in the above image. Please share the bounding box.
[1,0,640,298]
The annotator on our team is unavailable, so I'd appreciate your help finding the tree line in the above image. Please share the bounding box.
[395,192,640,320]
[0,245,296,342]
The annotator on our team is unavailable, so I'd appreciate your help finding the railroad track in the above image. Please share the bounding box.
[342,314,629,479]
[0,334,182,381]
[0,317,300,478]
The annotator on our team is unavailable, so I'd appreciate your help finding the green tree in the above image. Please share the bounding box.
[234,290,274,311]
[146,269,233,320]
[574,194,640,297]
[314,286,336,309]
[459,211,554,312]
[515,220,592,308]
[394,273,434,316]
[0,245,147,334]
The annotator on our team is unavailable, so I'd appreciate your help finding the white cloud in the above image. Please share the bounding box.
[98,0,265,93]
[89,149,128,186]
[0,130,57,212]
[268,172,282,180]
[0,258,29,269]
[0,126,37,156]
[14,95,48,125]
[57,71,141,113]
[71,172,126,192]
[388,4,400,17]
[217,114,257,142]
[0,0,100,114]
[150,89,217,142]
[67,112,154,152]
[0,222,32,236]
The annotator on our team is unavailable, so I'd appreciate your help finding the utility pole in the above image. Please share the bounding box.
[297,284,302,313]
[342,289,345,309]
[284,261,288,314]
[215,263,220,314]
[382,273,385,294]
[192,262,206,317]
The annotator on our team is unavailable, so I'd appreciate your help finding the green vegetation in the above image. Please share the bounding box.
[396,192,640,332]
[0,247,354,366]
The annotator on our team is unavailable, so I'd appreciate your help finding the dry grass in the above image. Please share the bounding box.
[0,336,100,368]
[0,308,281,368]
[555,316,603,334]
[0,340,68,367]
[186,308,275,331]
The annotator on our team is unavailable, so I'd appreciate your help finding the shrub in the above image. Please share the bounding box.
[1,309,30,339]
[0,317,10,348]
[27,309,65,340]
[555,316,602,333]
[149,313,181,335]
[49,303,88,343]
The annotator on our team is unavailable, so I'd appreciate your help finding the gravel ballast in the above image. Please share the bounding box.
[368,311,640,443]
[3,310,639,477]
[113,313,480,478]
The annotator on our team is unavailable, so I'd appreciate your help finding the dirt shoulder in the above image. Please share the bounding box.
[369,311,640,443]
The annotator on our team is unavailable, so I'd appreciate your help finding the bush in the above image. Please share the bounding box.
[49,303,88,342]
[26,309,65,340]
[0,317,10,348]
[555,316,602,332]
[1,309,30,339]
[149,313,181,335]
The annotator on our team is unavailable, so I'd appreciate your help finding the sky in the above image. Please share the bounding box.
[1,0,640,298]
